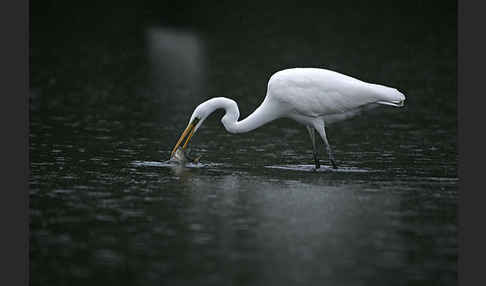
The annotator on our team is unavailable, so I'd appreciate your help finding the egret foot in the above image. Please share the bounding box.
[331,159,338,169]
[313,155,321,169]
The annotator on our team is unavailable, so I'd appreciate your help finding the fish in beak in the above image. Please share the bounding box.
[171,118,200,157]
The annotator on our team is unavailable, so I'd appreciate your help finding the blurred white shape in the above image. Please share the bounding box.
[146,27,205,96]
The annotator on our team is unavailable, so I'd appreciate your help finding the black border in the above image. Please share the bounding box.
[458,0,486,286]
[0,0,29,285]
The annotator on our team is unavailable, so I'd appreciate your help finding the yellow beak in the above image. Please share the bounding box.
[171,118,199,157]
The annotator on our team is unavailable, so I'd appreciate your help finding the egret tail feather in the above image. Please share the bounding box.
[376,99,405,107]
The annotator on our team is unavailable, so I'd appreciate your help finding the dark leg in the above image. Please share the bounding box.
[306,126,320,169]
[314,122,338,169]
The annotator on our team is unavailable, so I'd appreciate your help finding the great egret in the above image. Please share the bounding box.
[171,68,405,169]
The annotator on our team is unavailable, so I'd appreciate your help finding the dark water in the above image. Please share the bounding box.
[30,1,457,285]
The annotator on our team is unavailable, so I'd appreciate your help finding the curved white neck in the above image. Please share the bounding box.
[200,97,280,134]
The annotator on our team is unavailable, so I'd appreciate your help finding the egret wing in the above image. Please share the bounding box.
[267,68,400,118]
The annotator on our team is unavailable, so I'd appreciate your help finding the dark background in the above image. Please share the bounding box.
[30,0,456,114]
[30,1,457,286]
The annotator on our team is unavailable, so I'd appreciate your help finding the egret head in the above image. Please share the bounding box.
[170,101,213,157]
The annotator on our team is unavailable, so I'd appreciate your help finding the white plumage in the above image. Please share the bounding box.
[171,68,406,169]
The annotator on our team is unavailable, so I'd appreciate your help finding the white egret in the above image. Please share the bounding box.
[171,68,405,169]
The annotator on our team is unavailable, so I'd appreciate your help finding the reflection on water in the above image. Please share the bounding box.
[264,164,373,172]
[30,2,456,286]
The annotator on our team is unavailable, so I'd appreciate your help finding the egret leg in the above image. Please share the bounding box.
[306,126,320,169]
[314,121,338,169]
